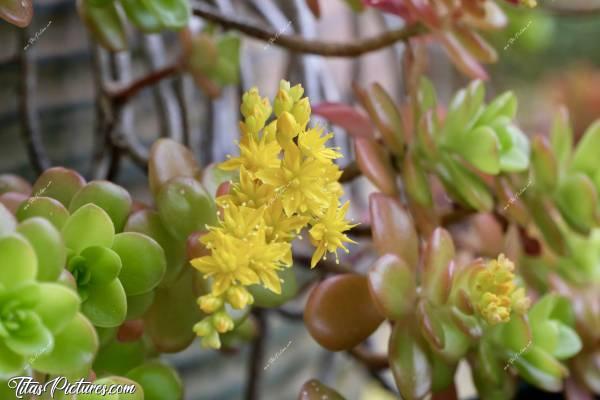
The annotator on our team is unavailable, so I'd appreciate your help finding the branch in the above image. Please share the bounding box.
[192,2,425,57]
[348,346,389,371]
[340,161,361,183]
[105,63,180,105]
[245,308,266,400]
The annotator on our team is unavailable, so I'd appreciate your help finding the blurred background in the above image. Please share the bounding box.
[0,0,599,399]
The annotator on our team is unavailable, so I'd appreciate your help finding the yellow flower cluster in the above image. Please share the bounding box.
[472,254,530,325]
[190,81,356,348]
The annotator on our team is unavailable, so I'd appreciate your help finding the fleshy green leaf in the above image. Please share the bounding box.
[16,196,70,230]
[62,204,115,255]
[32,313,98,375]
[367,254,416,320]
[77,0,128,51]
[34,283,80,335]
[454,126,500,174]
[31,167,86,208]
[550,107,572,168]
[81,246,122,286]
[126,362,183,400]
[82,279,127,328]
[0,341,25,380]
[513,346,566,392]
[0,234,37,287]
[16,218,66,282]
[93,338,146,376]
[571,120,600,175]
[553,324,581,360]
[422,228,455,306]
[111,232,166,296]
[555,173,598,235]
[477,91,517,125]
[0,203,16,237]
[69,181,132,232]
[126,290,155,320]
[120,0,164,32]
[148,138,201,196]
[5,313,53,357]
[141,0,189,29]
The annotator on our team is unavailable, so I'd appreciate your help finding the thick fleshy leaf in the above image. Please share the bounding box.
[389,322,432,400]
[32,313,98,375]
[156,177,217,240]
[550,106,573,168]
[498,314,532,354]
[496,124,530,172]
[304,274,384,351]
[513,346,566,392]
[369,193,419,268]
[125,210,186,288]
[69,181,132,232]
[82,279,127,328]
[477,91,517,125]
[0,174,31,195]
[367,254,416,320]
[16,196,70,230]
[402,150,432,207]
[298,379,345,400]
[312,103,374,138]
[34,283,80,335]
[93,338,146,376]
[95,377,144,400]
[0,0,32,27]
[531,135,557,192]
[31,167,86,208]
[148,139,201,196]
[111,232,166,296]
[455,27,497,63]
[0,234,37,287]
[5,313,53,357]
[126,362,183,400]
[436,156,493,212]
[0,192,27,215]
[200,163,235,198]
[0,203,16,236]
[572,120,600,176]
[62,204,115,255]
[81,246,122,286]
[422,228,454,306]
[438,31,488,80]
[16,218,65,282]
[144,268,202,353]
[248,267,297,308]
[0,341,25,379]
[417,300,446,351]
[371,83,405,153]
[454,126,500,174]
[523,194,567,256]
[120,0,164,32]
[77,0,127,51]
[355,138,398,195]
[553,324,582,360]
[126,291,155,320]
[555,173,598,235]
[141,0,189,29]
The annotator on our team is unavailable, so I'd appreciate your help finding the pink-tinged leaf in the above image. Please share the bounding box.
[363,0,413,21]
[565,376,594,400]
[312,103,374,139]
[367,254,416,320]
[417,300,446,350]
[0,0,33,28]
[355,138,398,195]
[422,228,454,306]
[438,31,489,80]
[369,192,419,268]
[404,0,440,28]
[0,174,31,195]
[463,1,508,31]
[306,0,321,18]
[455,27,497,64]
[0,192,28,215]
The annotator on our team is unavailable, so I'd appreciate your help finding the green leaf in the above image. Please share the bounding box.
[371,82,405,153]
[550,107,572,168]
[16,196,70,230]
[141,0,189,29]
[125,210,186,288]
[148,138,201,196]
[0,341,25,379]
[120,0,164,32]
[436,155,494,212]
[417,77,437,120]
[5,313,53,357]
[32,313,98,375]
[555,173,598,235]
[17,218,66,282]
[0,174,31,195]
[496,124,529,172]
[126,290,155,320]
[422,228,455,306]
[0,234,37,287]
[77,0,128,51]
[31,167,86,208]
[552,324,581,360]
[342,0,364,12]
[367,254,416,320]
[0,203,16,236]
[531,135,557,192]
[476,91,517,125]
[81,246,122,286]
[156,177,217,240]
[93,339,146,376]
[69,181,132,232]
[62,204,115,255]
[513,345,566,392]
[34,283,80,335]
[126,362,183,400]
[454,126,500,174]
[571,120,600,175]
[402,150,433,206]
[82,279,127,328]
[111,232,166,296]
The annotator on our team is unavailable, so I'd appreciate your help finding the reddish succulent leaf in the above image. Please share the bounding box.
[0,192,28,215]
[369,193,419,268]
[355,138,398,195]
[298,379,345,400]
[312,103,374,139]
[186,231,210,261]
[368,254,416,320]
[304,274,384,351]
[149,138,201,196]
[0,0,33,27]
[363,0,414,21]
[531,135,558,192]
[371,82,406,154]
[117,320,144,342]
[438,30,488,80]
[463,1,507,30]
[422,228,454,306]
[305,0,321,18]
[32,167,86,208]
[0,174,31,195]
[417,300,446,350]
[454,27,497,64]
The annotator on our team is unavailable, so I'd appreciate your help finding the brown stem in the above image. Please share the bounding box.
[105,63,180,105]
[348,346,389,371]
[192,2,425,57]
[340,161,361,183]
[245,308,266,400]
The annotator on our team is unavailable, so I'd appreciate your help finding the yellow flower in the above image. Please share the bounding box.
[309,201,357,267]
[218,202,265,239]
[276,112,301,145]
[262,200,310,242]
[217,167,275,209]
[471,254,530,325]
[220,134,281,176]
[240,87,272,135]
[256,143,332,216]
[298,126,342,162]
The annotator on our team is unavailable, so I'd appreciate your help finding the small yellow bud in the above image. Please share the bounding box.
[201,330,222,349]
[193,318,214,337]
[212,311,235,333]
[274,89,293,117]
[289,83,304,102]
[197,294,223,314]
[241,87,261,118]
[291,98,311,129]
[277,112,300,144]
[227,286,254,309]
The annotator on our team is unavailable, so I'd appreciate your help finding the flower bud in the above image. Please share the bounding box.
[274,89,293,117]
[212,311,235,333]
[193,318,214,337]
[197,294,223,314]
[227,286,254,309]
[292,98,311,129]
[277,112,300,144]
[289,83,304,102]
[201,330,222,349]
